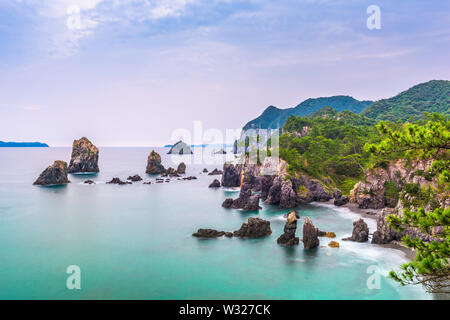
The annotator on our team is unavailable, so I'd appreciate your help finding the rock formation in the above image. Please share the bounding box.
[343,218,369,242]
[214,148,227,154]
[193,229,233,238]
[277,211,300,246]
[222,198,234,208]
[146,150,165,174]
[176,162,186,174]
[107,178,132,185]
[167,141,193,154]
[328,241,340,248]
[233,218,272,238]
[209,179,221,188]
[33,161,70,186]
[221,163,241,187]
[127,175,143,182]
[221,174,261,211]
[84,180,95,184]
[318,231,336,238]
[68,137,99,173]
[302,217,319,249]
[334,196,349,206]
[208,168,223,176]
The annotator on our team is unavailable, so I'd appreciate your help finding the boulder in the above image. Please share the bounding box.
[209,179,221,188]
[221,163,241,187]
[167,141,193,154]
[176,162,186,174]
[33,161,71,186]
[318,231,336,238]
[277,211,300,246]
[328,241,340,248]
[302,217,319,249]
[84,180,95,184]
[233,218,272,238]
[127,175,143,182]
[334,196,349,206]
[146,150,166,174]
[68,137,99,173]
[343,218,369,242]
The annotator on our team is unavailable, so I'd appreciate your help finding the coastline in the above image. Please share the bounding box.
[321,200,417,261]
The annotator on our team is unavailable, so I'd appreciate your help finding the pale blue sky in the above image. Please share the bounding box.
[1,0,449,146]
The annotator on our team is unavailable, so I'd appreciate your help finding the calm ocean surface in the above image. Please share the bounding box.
[0,147,431,299]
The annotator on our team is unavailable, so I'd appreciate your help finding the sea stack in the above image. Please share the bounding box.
[277,211,300,246]
[68,137,99,173]
[343,218,369,242]
[176,162,186,174]
[233,218,272,238]
[146,150,165,174]
[302,217,319,249]
[33,161,70,186]
[167,141,193,154]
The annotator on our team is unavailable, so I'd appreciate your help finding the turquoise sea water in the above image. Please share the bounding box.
[0,147,431,300]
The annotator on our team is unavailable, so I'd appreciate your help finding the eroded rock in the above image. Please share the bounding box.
[68,137,99,173]
[33,161,70,186]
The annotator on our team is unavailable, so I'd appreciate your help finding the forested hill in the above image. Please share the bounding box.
[361,80,450,121]
[242,96,372,130]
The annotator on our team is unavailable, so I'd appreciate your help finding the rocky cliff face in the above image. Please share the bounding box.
[68,137,99,173]
[146,150,165,174]
[33,161,70,186]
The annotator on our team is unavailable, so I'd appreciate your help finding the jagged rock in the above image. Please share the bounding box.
[68,137,99,173]
[302,217,319,249]
[222,198,234,208]
[84,180,95,184]
[127,175,142,182]
[277,211,300,246]
[146,150,165,174]
[107,178,131,185]
[176,162,186,174]
[192,229,233,238]
[372,209,399,244]
[334,196,349,206]
[233,218,272,238]
[328,241,340,248]
[165,167,176,175]
[208,168,223,176]
[343,218,369,242]
[261,176,275,201]
[224,175,262,211]
[167,141,193,154]
[209,179,221,188]
[33,161,71,186]
[221,163,241,187]
[202,168,208,173]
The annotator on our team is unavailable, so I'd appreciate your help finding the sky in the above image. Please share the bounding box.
[0,0,449,146]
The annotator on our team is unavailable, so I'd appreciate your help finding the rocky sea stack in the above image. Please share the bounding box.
[233,218,272,238]
[176,162,186,174]
[343,218,369,242]
[68,137,99,173]
[277,211,300,246]
[146,150,165,174]
[167,141,193,155]
[302,217,319,249]
[33,161,70,186]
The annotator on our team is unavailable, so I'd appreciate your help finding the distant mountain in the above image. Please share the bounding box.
[242,96,372,130]
[361,80,450,121]
[0,141,49,147]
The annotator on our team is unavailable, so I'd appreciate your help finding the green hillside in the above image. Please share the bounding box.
[361,80,450,121]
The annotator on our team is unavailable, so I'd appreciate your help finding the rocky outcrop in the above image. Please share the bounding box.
[222,174,262,211]
[343,219,369,242]
[318,231,336,238]
[208,168,223,176]
[277,211,300,246]
[221,163,241,187]
[222,198,234,208]
[33,161,70,186]
[167,141,193,154]
[302,217,319,249]
[193,229,233,238]
[233,218,272,238]
[68,137,99,173]
[107,178,131,185]
[209,179,221,188]
[127,175,142,182]
[176,162,186,174]
[334,196,349,206]
[146,150,165,174]
[371,209,398,244]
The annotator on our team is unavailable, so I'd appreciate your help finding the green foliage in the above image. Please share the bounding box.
[362,80,450,122]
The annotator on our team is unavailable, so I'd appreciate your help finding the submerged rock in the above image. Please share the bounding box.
[33,161,70,186]
[343,218,369,242]
[167,141,193,154]
[302,217,319,249]
[233,218,272,238]
[127,175,143,182]
[318,231,336,238]
[84,180,95,184]
[176,162,186,174]
[209,179,221,188]
[183,176,197,180]
[68,137,99,173]
[328,241,340,248]
[107,178,131,185]
[277,211,300,246]
[146,150,165,174]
